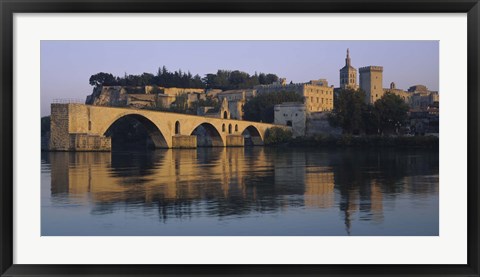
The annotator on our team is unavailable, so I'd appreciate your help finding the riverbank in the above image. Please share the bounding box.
[268,134,439,149]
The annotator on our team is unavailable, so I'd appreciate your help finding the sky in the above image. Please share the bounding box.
[41,41,439,116]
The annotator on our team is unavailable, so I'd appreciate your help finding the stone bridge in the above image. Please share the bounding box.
[49,104,290,151]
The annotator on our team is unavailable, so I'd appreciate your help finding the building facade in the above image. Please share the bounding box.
[408,85,439,110]
[255,79,334,113]
[274,102,306,137]
[216,89,257,120]
[359,66,384,104]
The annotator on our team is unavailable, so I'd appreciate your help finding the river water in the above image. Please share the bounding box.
[41,147,438,236]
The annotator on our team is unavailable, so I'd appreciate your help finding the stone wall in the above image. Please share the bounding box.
[274,103,306,137]
[255,82,334,113]
[305,112,342,137]
[49,104,70,151]
[70,134,111,151]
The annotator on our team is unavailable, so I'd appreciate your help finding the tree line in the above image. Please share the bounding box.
[203,70,278,90]
[88,67,279,91]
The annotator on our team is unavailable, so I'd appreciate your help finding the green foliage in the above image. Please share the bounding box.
[328,88,367,134]
[203,70,278,90]
[374,93,409,134]
[329,90,409,135]
[264,127,293,145]
[89,72,116,88]
[88,67,279,90]
[243,91,304,123]
[88,66,205,89]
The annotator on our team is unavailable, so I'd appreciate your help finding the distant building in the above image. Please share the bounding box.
[339,48,358,90]
[383,82,412,103]
[359,65,384,104]
[198,98,231,119]
[255,79,334,113]
[274,102,306,137]
[408,85,439,110]
[216,89,257,120]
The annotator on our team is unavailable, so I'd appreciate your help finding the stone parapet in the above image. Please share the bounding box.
[359,66,383,72]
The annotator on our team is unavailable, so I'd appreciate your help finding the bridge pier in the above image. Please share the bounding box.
[172,135,197,149]
[226,135,244,147]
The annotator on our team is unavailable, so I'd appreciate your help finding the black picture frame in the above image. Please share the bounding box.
[1,0,479,276]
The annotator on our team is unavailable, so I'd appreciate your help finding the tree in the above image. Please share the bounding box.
[89,72,116,88]
[264,127,293,145]
[328,88,367,134]
[243,91,304,123]
[374,93,409,134]
[140,73,155,86]
[265,74,278,84]
[362,104,379,135]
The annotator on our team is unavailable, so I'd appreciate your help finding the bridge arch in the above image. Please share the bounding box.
[102,113,168,149]
[241,125,264,146]
[190,122,224,147]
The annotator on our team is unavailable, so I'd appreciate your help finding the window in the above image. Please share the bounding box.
[222,124,225,132]
[286,120,292,127]
[175,121,180,135]
[228,124,232,134]
[235,125,238,132]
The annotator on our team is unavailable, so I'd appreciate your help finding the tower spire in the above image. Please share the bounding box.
[346,48,351,66]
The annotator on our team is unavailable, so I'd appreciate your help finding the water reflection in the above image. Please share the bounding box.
[42,147,439,235]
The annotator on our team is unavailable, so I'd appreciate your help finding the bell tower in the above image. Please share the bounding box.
[339,48,358,90]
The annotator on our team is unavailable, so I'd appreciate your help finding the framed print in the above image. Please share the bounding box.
[1,0,479,276]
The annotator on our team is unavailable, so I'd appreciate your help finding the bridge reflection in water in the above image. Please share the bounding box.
[42,147,439,236]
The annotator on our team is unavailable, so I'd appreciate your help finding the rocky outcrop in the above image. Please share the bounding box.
[85,86,129,107]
